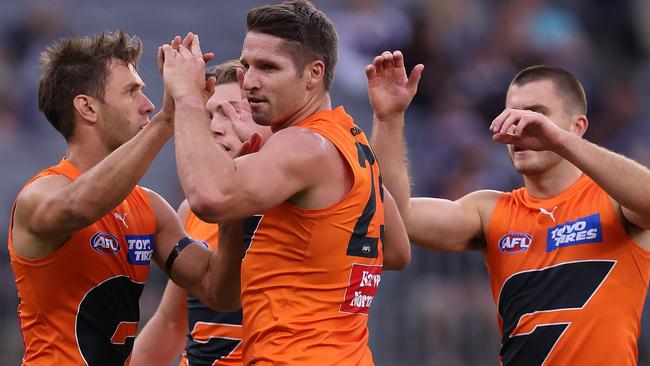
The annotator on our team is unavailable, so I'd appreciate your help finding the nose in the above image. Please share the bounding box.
[141,93,155,115]
[242,68,259,92]
[210,117,227,136]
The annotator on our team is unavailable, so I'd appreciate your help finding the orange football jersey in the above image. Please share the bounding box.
[240,107,385,365]
[8,159,157,365]
[486,174,650,365]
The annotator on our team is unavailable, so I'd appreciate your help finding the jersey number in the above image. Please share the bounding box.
[498,260,615,365]
[347,142,384,258]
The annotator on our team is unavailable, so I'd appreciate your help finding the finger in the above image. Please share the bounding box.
[161,44,175,65]
[381,51,394,74]
[178,44,193,58]
[249,132,262,151]
[205,76,216,96]
[490,109,510,133]
[393,50,405,70]
[219,101,240,122]
[492,132,518,145]
[373,54,385,75]
[182,32,194,49]
[202,52,215,63]
[513,118,532,137]
[237,140,252,157]
[406,64,424,93]
[236,68,246,99]
[171,36,182,50]
[364,64,376,81]
[246,132,262,153]
[190,34,202,57]
[499,111,521,135]
[157,47,164,74]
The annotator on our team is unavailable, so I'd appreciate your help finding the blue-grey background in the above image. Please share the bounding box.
[1,0,649,364]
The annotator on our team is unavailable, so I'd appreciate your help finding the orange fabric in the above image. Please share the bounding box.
[486,174,650,365]
[179,211,243,366]
[240,107,384,365]
[8,159,157,365]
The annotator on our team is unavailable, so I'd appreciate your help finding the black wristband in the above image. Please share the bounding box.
[165,236,194,277]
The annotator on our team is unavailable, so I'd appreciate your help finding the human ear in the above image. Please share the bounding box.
[73,95,99,123]
[305,60,325,90]
[571,115,588,137]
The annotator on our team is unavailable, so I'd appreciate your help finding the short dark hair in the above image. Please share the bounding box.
[38,31,142,140]
[510,65,587,115]
[246,0,338,90]
[206,60,243,85]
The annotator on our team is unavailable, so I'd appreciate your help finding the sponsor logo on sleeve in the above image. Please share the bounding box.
[90,232,121,255]
[340,263,382,315]
[546,213,602,252]
[498,232,532,254]
[125,234,155,265]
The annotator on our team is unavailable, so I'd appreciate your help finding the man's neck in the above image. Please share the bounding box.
[523,162,583,199]
[65,135,110,173]
[272,93,332,132]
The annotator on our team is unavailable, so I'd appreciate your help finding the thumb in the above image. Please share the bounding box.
[406,64,424,94]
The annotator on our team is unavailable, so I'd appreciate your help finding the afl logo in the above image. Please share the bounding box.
[498,232,532,254]
[90,232,120,255]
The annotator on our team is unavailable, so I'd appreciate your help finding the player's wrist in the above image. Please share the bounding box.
[373,111,406,128]
[552,131,582,157]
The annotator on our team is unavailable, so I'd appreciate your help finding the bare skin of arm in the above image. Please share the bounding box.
[492,108,650,250]
[368,51,501,251]
[146,191,242,311]
[407,191,501,252]
[131,201,191,366]
[368,50,422,218]
[162,34,348,222]
[11,119,173,259]
[382,188,411,269]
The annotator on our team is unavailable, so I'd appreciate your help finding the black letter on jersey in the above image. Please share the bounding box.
[76,276,144,366]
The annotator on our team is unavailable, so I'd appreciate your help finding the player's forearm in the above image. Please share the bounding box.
[174,97,236,220]
[382,190,411,270]
[559,135,650,216]
[371,114,412,217]
[131,312,185,365]
[52,121,172,228]
[203,220,245,311]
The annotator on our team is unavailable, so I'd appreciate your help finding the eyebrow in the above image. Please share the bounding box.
[123,81,145,92]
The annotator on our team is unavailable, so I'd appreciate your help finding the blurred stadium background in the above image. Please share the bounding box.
[1,0,649,364]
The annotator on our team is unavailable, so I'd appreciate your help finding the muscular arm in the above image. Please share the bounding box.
[146,190,242,311]
[175,115,330,221]
[407,190,499,252]
[367,50,422,218]
[491,108,650,234]
[382,188,411,270]
[131,201,191,365]
[559,136,650,231]
[11,121,172,258]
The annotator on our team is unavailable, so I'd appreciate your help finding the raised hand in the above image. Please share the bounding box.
[365,50,423,120]
[161,32,210,101]
[490,108,572,151]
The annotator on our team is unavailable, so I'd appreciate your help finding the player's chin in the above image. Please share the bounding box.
[250,111,272,127]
